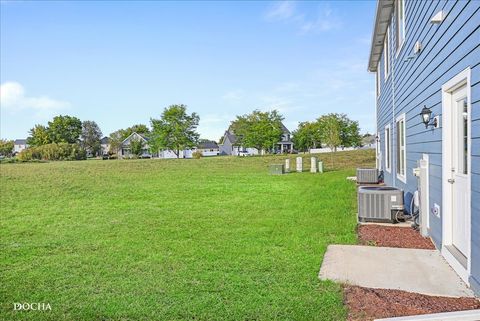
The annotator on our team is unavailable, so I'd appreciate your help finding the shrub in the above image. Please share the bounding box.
[17,143,87,161]
[192,150,202,159]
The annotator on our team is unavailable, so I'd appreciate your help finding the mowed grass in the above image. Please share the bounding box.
[1,150,375,320]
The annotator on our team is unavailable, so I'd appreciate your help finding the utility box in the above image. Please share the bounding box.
[296,157,303,172]
[285,159,290,173]
[269,164,285,175]
[318,161,324,173]
[310,157,318,173]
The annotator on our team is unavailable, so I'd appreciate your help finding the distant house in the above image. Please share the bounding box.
[14,139,28,154]
[119,132,152,158]
[195,141,219,156]
[361,134,376,149]
[219,123,293,156]
[100,136,110,155]
[158,149,193,159]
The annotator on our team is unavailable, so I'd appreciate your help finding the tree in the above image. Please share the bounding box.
[0,139,14,156]
[108,130,124,155]
[316,113,361,150]
[81,121,102,156]
[318,114,341,153]
[230,110,284,153]
[129,137,145,156]
[127,124,150,137]
[47,115,82,144]
[292,121,322,152]
[337,114,361,147]
[150,104,200,158]
[27,125,51,147]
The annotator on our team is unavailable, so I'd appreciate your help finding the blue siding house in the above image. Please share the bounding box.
[368,0,479,295]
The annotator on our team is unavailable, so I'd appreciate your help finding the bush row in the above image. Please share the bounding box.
[17,143,87,161]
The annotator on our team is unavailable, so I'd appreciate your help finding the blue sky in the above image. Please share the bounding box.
[1,1,376,141]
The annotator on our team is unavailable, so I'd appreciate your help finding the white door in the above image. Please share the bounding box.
[449,85,470,256]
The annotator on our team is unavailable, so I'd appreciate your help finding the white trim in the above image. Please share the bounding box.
[422,154,430,230]
[441,67,472,285]
[384,26,390,79]
[373,308,480,321]
[395,113,407,183]
[384,124,392,173]
[395,0,406,58]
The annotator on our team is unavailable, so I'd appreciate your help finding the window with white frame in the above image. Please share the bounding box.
[396,0,406,53]
[396,114,406,181]
[384,124,391,172]
[384,26,390,79]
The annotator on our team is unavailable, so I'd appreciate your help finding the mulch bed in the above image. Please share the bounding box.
[358,224,435,249]
[344,285,480,321]
[348,225,479,320]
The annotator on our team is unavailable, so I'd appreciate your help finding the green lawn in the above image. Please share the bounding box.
[1,150,375,320]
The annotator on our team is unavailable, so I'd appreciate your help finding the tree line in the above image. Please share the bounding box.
[1,105,362,160]
[292,113,361,152]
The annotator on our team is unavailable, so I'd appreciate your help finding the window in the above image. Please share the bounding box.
[376,70,381,97]
[396,0,406,53]
[384,26,390,79]
[384,124,391,172]
[396,114,406,182]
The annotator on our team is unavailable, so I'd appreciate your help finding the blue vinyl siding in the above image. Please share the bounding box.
[375,0,480,294]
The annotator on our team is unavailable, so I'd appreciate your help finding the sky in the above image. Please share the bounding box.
[1,0,376,141]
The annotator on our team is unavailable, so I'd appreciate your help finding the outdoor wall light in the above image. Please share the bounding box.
[420,105,437,128]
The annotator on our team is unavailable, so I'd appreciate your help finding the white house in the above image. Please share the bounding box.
[194,141,219,156]
[13,139,28,154]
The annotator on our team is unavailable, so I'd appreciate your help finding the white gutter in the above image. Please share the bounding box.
[368,0,394,72]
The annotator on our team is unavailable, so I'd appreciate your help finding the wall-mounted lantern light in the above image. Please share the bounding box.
[420,105,438,128]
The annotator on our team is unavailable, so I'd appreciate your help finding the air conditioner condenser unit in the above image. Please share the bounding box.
[358,186,404,223]
[356,168,379,184]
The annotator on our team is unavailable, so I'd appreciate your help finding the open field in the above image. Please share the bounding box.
[1,150,375,320]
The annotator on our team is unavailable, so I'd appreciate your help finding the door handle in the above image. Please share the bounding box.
[447,178,455,184]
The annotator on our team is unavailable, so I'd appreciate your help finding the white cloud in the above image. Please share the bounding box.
[222,89,244,102]
[0,82,70,113]
[264,2,296,21]
[264,2,340,34]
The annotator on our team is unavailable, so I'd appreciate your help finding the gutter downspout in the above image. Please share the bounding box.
[391,37,396,188]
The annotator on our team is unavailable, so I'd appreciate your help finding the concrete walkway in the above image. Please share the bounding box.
[319,245,475,297]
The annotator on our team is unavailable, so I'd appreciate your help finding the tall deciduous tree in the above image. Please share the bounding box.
[317,113,361,149]
[47,115,82,144]
[27,125,51,147]
[150,104,200,158]
[0,139,14,156]
[129,137,145,156]
[317,114,342,153]
[231,110,284,153]
[108,130,124,155]
[337,114,361,147]
[292,121,322,152]
[81,121,103,156]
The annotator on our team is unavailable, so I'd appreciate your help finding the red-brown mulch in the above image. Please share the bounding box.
[358,225,435,249]
[344,285,480,321]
